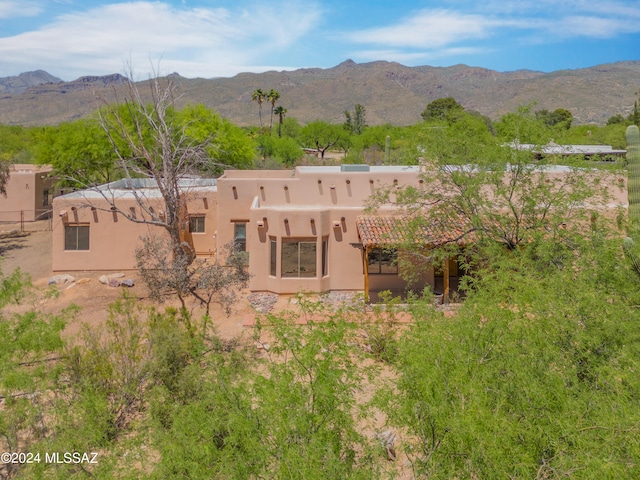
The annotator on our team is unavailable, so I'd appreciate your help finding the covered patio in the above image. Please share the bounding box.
[356,215,467,304]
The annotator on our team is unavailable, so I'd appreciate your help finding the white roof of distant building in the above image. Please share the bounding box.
[510,142,626,156]
[296,165,422,174]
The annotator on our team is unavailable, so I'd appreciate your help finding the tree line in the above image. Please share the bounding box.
[0,90,635,182]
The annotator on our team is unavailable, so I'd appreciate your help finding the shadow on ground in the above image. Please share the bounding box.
[0,231,30,255]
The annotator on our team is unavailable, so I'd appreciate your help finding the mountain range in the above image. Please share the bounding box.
[1,60,638,127]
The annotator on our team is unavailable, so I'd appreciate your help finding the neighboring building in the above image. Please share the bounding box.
[510,142,627,162]
[0,164,56,222]
[52,165,628,299]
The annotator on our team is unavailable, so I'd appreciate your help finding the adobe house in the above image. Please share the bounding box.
[51,165,443,299]
[0,164,56,222]
[52,164,627,300]
[52,177,217,271]
[216,165,438,299]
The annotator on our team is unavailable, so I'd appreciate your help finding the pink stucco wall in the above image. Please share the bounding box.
[52,182,217,272]
[217,166,427,294]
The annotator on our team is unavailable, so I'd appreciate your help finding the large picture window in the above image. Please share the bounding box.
[282,239,317,278]
[368,247,398,275]
[65,225,89,251]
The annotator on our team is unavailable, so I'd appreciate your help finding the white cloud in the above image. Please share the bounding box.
[556,0,640,18]
[467,0,640,19]
[0,1,321,79]
[347,9,493,49]
[487,0,640,37]
[352,46,488,65]
[555,16,625,39]
[2,0,639,79]
[0,0,41,18]
[345,1,640,53]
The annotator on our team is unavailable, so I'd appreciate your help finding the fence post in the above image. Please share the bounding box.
[20,210,24,232]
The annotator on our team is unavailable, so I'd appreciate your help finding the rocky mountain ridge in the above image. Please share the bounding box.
[0,70,63,94]
[0,60,638,126]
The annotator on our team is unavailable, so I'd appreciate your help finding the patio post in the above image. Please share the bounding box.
[363,245,370,302]
[443,256,450,304]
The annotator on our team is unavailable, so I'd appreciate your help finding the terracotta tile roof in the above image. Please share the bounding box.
[356,215,469,248]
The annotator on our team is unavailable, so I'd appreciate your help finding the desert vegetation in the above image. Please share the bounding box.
[2,212,640,478]
[1,82,640,478]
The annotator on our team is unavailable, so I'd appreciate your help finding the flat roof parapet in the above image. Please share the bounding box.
[10,164,53,173]
[296,165,421,174]
[220,170,293,179]
[105,177,217,190]
[57,176,217,200]
[509,143,626,156]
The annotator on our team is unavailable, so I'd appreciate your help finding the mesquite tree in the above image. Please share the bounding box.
[367,111,615,292]
[96,75,252,317]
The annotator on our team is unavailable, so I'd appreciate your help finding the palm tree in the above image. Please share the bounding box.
[274,105,287,137]
[251,89,265,128]
[267,89,280,134]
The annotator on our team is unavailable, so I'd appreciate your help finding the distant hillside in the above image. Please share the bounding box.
[0,70,63,95]
[0,60,638,127]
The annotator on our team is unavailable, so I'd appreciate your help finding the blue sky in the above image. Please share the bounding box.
[1,0,639,81]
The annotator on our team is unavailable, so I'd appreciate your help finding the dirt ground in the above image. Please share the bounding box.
[0,224,264,341]
[0,224,454,340]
